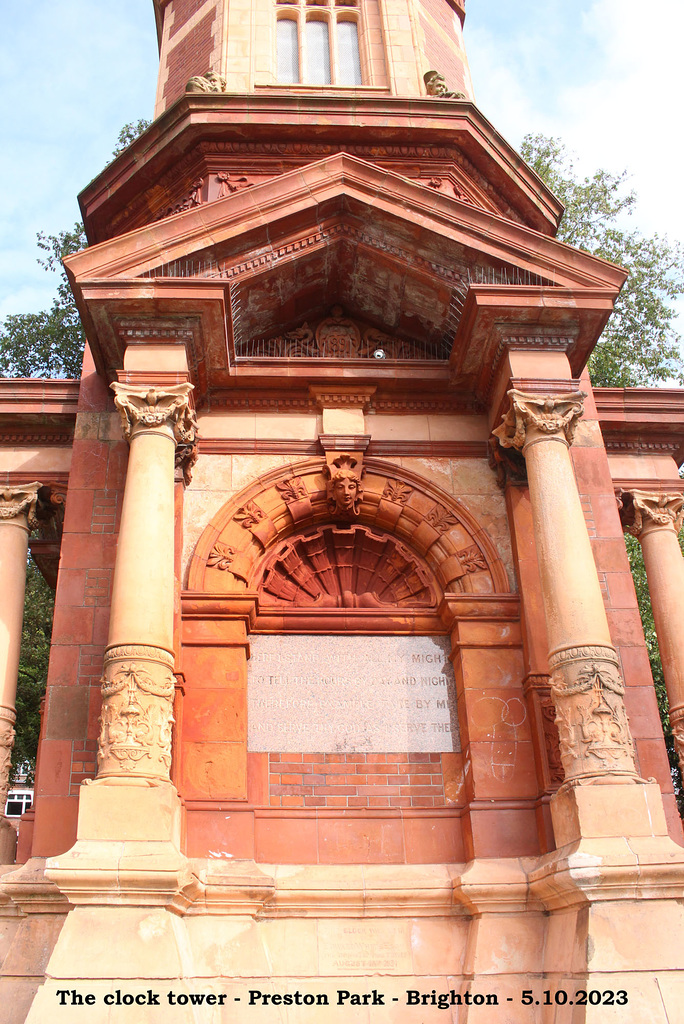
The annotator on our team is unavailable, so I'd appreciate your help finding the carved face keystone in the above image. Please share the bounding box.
[332,476,358,512]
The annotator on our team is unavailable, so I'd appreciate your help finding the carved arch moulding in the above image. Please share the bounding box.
[186,459,510,630]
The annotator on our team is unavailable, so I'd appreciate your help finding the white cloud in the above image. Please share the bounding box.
[467,0,684,240]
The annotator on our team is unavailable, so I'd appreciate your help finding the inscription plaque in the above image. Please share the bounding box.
[247,635,460,752]
[318,920,412,975]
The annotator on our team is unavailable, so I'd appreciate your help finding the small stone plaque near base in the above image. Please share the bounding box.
[247,635,460,753]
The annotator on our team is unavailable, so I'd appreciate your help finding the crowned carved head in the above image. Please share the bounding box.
[326,455,363,518]
[424,70,448,96]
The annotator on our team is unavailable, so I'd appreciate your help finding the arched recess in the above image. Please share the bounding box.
[187,457,510,620]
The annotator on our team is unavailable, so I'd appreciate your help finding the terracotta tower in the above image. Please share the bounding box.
[1,1,684,1020]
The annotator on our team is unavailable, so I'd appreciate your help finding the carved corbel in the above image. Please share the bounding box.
[492,390,585,453]
[487,437,527,489]
[175,442,199,486]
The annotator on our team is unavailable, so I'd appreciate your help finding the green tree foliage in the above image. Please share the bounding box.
[111,119,151,159]
[0,119,152,381]
[521,134,684,388]
[1,120,151,783]
[0,224,87,379]
[11,555,54,784]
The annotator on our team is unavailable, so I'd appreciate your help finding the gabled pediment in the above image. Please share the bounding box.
[65,153,626,402]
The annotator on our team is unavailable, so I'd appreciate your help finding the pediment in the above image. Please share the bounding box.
[65,153,626,400]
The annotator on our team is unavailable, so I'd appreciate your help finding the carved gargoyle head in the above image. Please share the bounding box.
[186,70,227,94]
[326,454,363,518]
[423,69,466,100]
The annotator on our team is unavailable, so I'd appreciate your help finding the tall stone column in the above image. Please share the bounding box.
[96,383,196,783]
[621,490,684,774]
[494,390,639,786]
[0,484,42,859]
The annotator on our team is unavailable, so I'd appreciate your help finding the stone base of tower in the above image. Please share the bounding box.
[0,782,681,1024]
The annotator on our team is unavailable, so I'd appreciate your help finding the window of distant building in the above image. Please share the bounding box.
[276,0,363,86]
[5,790,32,817]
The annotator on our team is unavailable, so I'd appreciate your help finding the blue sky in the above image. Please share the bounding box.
[2,0,683,320]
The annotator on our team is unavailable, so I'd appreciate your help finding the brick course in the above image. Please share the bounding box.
[170,0,211,37]
[268,752,449,808]
[163,9,216,106]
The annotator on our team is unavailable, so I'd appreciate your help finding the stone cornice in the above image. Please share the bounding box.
[595,386,684,467]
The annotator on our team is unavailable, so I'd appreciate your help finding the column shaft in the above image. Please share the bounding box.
[96,384,196,783]
[623,492,684,772]
[108,427,175,651]
[494,391,638,785]
[0,484,42,814]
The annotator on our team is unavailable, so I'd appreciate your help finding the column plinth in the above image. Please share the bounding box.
[494,391,639,786]
[621,490,684,775]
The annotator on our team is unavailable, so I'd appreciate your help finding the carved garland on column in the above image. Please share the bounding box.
[95,384,197,780]
[549,646,635,780]
[494,389,639,784]
[97,646,176,779]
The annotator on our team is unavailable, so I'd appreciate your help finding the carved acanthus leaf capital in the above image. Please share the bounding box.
[111,383,197,445]
[621,490,684,537]
[493,390,585,452]
[0,482,42,529]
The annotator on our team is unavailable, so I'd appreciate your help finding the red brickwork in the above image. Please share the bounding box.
[170,0,211,37]
[163,9,216,106]
[27,348,126,859]
[420,0,466,95]
[268,752,449,808]
[69,739,99,795]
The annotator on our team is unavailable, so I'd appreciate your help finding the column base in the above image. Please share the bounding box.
[45,781,199,910]
[528,783,684,1022]
[0,819,17,866]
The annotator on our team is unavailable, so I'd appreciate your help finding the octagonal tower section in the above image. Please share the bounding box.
[152,0,472,112]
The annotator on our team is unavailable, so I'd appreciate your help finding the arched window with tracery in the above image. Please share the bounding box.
[275,0,367,86]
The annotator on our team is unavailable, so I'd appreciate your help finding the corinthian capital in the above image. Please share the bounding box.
[493,390,585,452]
[111,383,197,444]
[0,482,42,529]
[621,490,684,538]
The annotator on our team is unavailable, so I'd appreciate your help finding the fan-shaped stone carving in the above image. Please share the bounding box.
[257,525,435,608]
